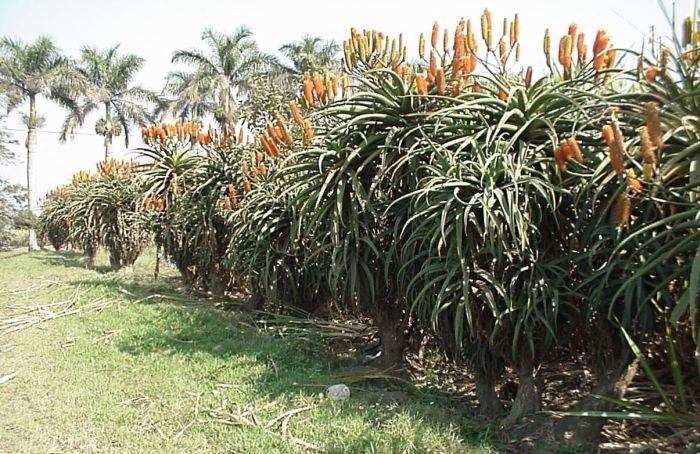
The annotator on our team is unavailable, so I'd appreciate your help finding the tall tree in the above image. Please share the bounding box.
[279,35,340,74]
[0,36,80,251]
[165,26,277,126]
[60,46,159,160]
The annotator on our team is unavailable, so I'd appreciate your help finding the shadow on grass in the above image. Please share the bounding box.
[33,249,111,273]
[69,276,492,451]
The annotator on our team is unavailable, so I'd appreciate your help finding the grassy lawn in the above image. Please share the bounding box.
[0,248,496,453]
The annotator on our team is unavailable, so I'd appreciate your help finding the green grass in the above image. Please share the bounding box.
[0,248,496,453]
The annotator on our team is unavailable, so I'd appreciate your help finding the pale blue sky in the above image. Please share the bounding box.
[0,0,693,197]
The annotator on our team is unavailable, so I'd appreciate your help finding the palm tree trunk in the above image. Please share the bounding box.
[26,94,40,251]
[104,102,113,160]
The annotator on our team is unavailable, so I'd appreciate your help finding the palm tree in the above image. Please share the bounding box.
[60,46,159,160]
[165,26,278,126]
[278,35,340,74]
[0,36,81,251]
[159,70,213,120]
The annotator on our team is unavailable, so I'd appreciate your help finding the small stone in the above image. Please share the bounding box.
[326,384,350,401]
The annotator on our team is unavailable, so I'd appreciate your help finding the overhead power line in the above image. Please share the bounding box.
[5,127,101,136]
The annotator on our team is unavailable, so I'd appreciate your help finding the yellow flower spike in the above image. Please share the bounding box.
[443,29,450,54]
[419,33,425,59]
[682,17,692,47]
[509,21,516,47]
[466,19,474,48]
[515,43,521,62]
[502,18,508,38]
[524,66,533,88]
[341,73,349,98]
[543,29,551,62]
[513,14,519,43]
[558,35,572,73]
[643,163,654,180]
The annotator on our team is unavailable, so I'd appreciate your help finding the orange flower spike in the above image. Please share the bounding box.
[268,138,281,157]
[554,142,572,172]
[639,126,656,165]
[419,33,425,59]
[567,137,584,163]
[576,33,586,63]
[605,47,616,68]
[290,101,304,125]
[258,162,267,176]
[243,180,252,193]
[313,73,326,104]
[259,136,272,156]
[609,118,626,175]
[435,68,446,95]
[469,53,478,73]
[626,169,643,192]
[451,57,462,80]
[226,183,235,196]
[428,50,437,82]
[431,22,439,48]
[568,23,577,41]
[602,124,615,146]
[645,101,664,149]
[593,29,609,57]
[255,151,264,162]
[415,73,428,95]
[614,195,632,225]
[451,81,460,97]
[223,196,232,210]
[499,39,507,66]
[303,78,314,107]
[497,90,508,101]
[461,54,470,75]
[454,27,465,58]
[645,66,658,82]
[242,162,249,176]
[660,46,671,74]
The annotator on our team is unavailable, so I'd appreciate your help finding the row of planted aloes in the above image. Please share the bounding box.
[38,9,700,450]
